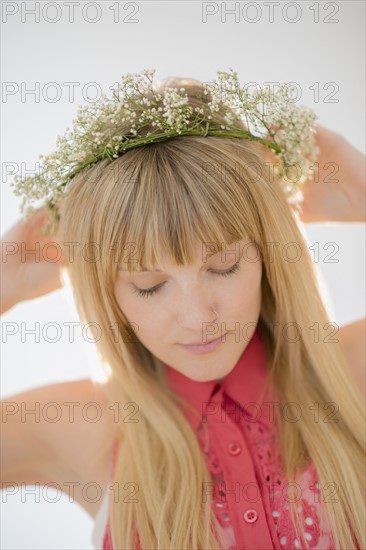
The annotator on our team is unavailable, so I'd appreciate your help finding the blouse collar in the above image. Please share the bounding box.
[163,324,275,431]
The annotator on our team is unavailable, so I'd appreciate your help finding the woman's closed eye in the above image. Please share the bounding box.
[131,260,241,299]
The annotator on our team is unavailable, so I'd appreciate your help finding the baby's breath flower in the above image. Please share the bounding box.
[11,67,319,234]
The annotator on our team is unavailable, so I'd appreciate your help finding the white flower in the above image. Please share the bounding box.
[11,67,319,217]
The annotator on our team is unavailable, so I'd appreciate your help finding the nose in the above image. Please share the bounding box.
[176,286,217,331]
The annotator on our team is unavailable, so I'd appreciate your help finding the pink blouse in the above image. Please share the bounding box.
[101,326,335,549]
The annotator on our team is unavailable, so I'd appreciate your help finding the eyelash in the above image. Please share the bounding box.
[132,261,241,299]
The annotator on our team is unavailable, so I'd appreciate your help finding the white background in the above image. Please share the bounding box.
[1,1,365,548]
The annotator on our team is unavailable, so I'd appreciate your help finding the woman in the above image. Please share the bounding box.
[1,75,365,550]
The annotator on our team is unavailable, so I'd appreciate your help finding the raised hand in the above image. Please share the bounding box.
[1,207,65,314]
[264,124,366,223]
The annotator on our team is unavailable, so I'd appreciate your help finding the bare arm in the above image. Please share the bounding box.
[1,207,65,316]
[1,379,119,519]
[1,213,120,518]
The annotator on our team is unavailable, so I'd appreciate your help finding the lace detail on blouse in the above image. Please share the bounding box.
[196,422,236,549]
[195,399,335,550]
[102,405,336,550]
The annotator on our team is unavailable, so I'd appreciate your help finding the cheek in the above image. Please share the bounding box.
[114,282,157,329]
[114,282,137,322]
[114,282,125,311]
[232,262,262,311]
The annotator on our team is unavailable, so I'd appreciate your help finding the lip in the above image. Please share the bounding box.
[177,334,227,355]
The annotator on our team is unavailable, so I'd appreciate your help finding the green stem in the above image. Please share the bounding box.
[56,128,282,189]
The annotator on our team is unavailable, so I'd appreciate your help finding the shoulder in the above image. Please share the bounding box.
[43,378,119,518]
[8,378,118,519]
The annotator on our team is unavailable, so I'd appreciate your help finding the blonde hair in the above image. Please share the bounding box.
[56,78,365,549]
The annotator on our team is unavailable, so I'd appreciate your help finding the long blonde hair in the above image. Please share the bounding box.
[57,78,365,549]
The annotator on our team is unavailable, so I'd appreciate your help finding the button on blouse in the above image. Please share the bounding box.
[163,326,335,550]
[101,326,336,550]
